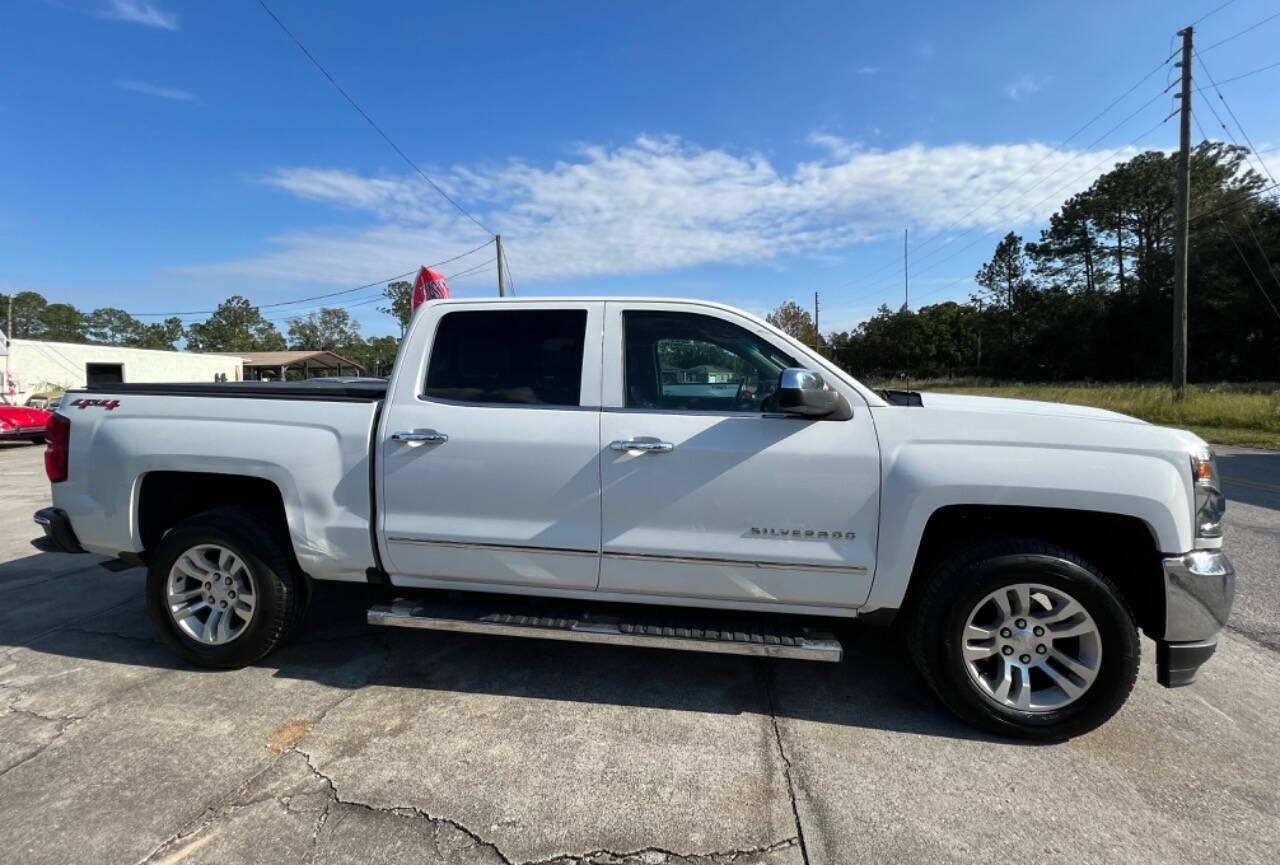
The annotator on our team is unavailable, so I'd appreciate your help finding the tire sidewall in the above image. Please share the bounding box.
[927,549,1139,739]
[146,520,289,668]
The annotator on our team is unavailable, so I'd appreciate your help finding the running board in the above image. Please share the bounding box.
[367,597,843,662]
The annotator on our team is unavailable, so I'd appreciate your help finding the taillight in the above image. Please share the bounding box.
[45,413,71,483]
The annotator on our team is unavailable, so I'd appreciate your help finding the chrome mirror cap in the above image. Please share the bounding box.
[777,368,839,417]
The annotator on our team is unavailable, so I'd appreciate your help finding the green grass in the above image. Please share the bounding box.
[873,381,1280,450]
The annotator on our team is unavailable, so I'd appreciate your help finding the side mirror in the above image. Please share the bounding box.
[777,368,838,417]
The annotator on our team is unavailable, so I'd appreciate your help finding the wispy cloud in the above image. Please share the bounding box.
[856,66,878,76]
[1006,73,1050,102]
[99,1,178,31]
[183,133,1139,289]
[115,79,199,102]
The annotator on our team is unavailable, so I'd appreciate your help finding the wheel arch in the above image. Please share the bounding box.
[895,504,1166,638]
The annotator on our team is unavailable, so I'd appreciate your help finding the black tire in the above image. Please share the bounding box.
[907,539,1140,741]
[146,506,301,668]
[30,435,46,445]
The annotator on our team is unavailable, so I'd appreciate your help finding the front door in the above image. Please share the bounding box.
[598,304,879,608]
[379,302,604,591]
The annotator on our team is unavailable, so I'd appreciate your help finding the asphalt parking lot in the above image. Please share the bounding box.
[1,441,1278,865]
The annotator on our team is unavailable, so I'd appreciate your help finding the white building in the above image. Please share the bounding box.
[2,339,242,400]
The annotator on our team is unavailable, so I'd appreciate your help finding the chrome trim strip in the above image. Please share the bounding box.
[1161,550,1235,642]
[386,536,598,557]
[603,550,869,575]
[367,601,843,662]
[385,538,869,575]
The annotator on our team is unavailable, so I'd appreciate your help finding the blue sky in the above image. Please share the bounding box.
[3,0,1278,338]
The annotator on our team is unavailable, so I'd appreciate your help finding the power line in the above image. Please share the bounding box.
[1218,218,1280,323]
[1195,52,1278,187]
[499,245,516,296]
[1192,0,1239,26]
[842,86,1171,306]
[906,115,1175,307]
[830,56,1176,295]
[1198,9,1280,54]
[1189,181,1280,223]
[253,0,497,238]
[137,241,493,318]
[1192,59,1280,90]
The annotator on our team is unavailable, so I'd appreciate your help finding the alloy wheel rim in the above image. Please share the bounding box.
[166,544,258,645]
[961,582,1102,713]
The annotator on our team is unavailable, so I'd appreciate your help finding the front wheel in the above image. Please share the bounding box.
[146,507,301,668]
[907,539,1140,741]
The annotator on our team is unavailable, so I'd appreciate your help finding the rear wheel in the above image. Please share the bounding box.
[30,435,45,445]
[146,507,301,668]
[908,539,1140,741]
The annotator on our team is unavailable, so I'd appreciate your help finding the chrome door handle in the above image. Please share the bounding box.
[391,430,448,446]
[610,439,674,453]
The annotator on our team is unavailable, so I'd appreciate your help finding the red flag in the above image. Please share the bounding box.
[412,266,451,309]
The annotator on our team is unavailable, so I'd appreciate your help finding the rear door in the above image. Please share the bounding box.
[597,302,880,609]
[378,301,604,590]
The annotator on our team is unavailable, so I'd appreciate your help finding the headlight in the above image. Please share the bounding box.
[1190,447,1225,540]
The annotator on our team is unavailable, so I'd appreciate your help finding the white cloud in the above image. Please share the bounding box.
[100,1,178,31]
[856,66,878,76]
[185,134,1139,288]
[115,79,199,102]
[1006,73,1050,102]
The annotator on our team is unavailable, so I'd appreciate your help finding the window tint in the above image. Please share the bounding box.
[424,309,587,406]
[624,311,797,412]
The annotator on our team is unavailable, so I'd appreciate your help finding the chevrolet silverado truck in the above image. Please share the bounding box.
[33,298,1233,739]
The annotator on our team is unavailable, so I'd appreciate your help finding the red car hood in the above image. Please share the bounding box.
[0,406,51,429]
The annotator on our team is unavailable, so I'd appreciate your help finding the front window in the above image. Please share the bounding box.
[623,311,797,412]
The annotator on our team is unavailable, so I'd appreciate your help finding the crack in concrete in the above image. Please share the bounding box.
[292,744,518,864]
[527,837,799,864]
[294,743,800,865]
[756,661,811,865]
[0,701,85,781]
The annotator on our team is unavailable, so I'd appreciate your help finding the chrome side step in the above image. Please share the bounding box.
[367,598,843,662]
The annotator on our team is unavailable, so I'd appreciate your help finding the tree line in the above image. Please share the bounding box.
[771,143,1280,383]
[0,286,413,377]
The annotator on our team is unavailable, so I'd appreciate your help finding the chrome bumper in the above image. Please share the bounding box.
[1161,550,1234,642]
[1156,550,1234,688]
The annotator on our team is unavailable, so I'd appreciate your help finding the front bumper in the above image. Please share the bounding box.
[32,507,86,555]
[1156,550,1234,687]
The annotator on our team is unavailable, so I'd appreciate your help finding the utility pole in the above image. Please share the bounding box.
[904,228,909,310]
[495,234,506,297]
[813,291,820,352]
[3,293,11,403]
[1172,26,1193,399]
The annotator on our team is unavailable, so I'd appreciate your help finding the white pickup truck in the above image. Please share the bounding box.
[34,297,1233,739]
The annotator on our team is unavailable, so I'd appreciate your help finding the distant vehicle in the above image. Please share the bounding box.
[0,404,51,443]
[24,392,64,411]
[34,297,1233,740]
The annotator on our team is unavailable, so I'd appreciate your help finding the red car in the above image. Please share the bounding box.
[0,404,52,444]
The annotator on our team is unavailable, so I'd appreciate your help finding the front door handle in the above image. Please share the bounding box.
[610,439,674,453]
[391,430,448,446]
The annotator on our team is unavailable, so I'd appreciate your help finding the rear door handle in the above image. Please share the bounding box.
[610,439,674,453]
[391,430,448,446]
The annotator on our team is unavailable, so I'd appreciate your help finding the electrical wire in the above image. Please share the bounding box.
[1198,9,1280,54]
[135,240,494,318]
[1189,182,1280,223]
[253,0,497,239]
[1192,59,1280,90]
[1195,52,1278,187]
[830,56,1176,295]
[1192,0,1239,27]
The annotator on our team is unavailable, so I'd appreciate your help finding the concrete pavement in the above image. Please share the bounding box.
[1,440,1278,864]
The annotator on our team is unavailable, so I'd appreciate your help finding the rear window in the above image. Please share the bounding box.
[423,309,587,406]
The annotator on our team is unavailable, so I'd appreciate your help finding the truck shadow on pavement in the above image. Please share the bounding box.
[3,554,1008,745]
